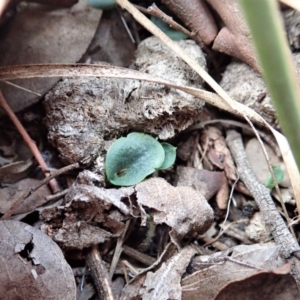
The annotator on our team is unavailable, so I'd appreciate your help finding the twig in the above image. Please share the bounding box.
[225,130,300,258]
[146,4,193,37]
[1,80,42,96]
[1,162,79,220]
[0,90,59,193]
[122,245,156,266]
[109,220,130,279]
[45,188,71,202]
[85,245,115,300]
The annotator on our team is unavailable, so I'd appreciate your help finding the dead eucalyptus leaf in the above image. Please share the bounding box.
[0,1,101,113]
[175,166,228,202]
[0,159,35,184]
[120,243,190,300]
[139,246,196,300]
[200,126,237,181]
[81,9,135,66]
[41,183,133,249]
[182,243,286,300]
[0,220,76,299]
[135,178,214,246]
[214,264,300,300]
[246,138,290,188]
[0,178,51,214]
[245,212,271,243]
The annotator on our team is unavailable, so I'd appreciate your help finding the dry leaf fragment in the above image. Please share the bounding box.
[0,178,51,215]
[135,178,214,246]
[201,126,237,181]
[245,212,271,243]
[140,246,196,300]
[214,264,300,300]
[175,166,228,202]
[41,183,133,250]
[182,243,287,300]
[0,159,35,184]
[245,138,290,188]
[0,1,102,113]
[0,220,76,299]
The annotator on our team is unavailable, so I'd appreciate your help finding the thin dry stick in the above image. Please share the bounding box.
[1,81,42,96]
[1,162,79,220]
[146,4,193,37]
[45,188,71,202]
[226,130,300,258]
[122,245,156,266]
[0,90,59,194]
[109,220,130,279]
[85,245,115,300]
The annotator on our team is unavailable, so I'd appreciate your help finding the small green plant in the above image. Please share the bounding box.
[87,0,116,10]
[105,132,176,186]
[264,165,284,189]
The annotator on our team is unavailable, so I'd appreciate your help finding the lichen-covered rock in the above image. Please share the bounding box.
[44,37,206,163]
[220,53,300,126]
[284,9,300,51]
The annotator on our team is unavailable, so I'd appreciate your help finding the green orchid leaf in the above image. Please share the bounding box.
[151,17,188,40]
[87,0,116,10]
[265,165,284,189]
[158,142,176,170]
[105,132,165,186]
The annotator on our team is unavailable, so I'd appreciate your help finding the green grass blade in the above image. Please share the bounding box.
[239,0,300,170]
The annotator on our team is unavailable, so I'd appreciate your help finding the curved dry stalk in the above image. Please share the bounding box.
[280,0,300,12]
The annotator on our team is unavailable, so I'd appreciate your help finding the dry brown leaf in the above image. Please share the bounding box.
[81,9,135,66]
[135,178,214,246]
[120,243,195,300]
[246,138,290,188]
[41,176,213,250]
[175,166,228,202]
[0,220,76,299]
[0,1,101,113]
[140,246,196,300]
[201,126,237,181]
[0,159,35,184]
[41,183,133,250]
[182,243,287,300]
[214,264,300,300]
[245,212,271,243]
[0,178,51,214]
